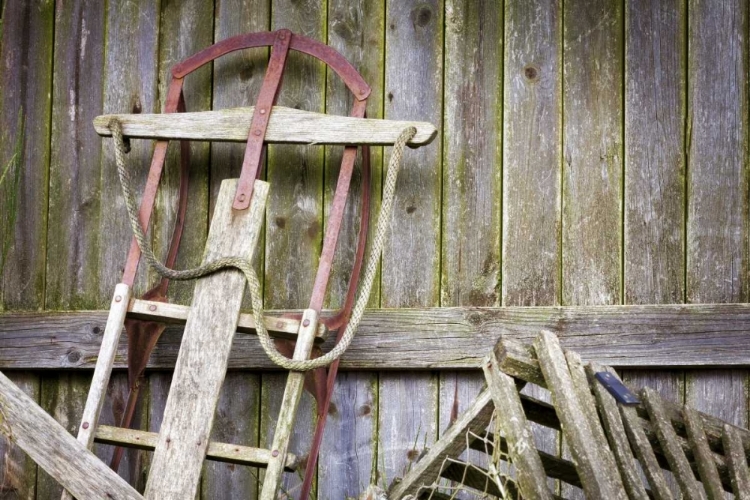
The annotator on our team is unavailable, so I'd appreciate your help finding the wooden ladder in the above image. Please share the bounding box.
[0,106,436,500]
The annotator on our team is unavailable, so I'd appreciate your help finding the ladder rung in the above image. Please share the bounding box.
[94,425,299,471]
[128,298,327,341]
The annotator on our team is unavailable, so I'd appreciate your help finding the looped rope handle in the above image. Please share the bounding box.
[109,119,416,371]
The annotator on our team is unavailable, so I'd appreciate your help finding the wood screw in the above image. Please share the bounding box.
[82,422,89,429]
[303,319,310,327]
[114,296,122,302]
[272,450,279,457]
[148,305,157,311]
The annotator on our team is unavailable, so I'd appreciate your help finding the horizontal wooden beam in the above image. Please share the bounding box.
[93,106,438,146]
[94,425,298,471]
[1,303,750,369]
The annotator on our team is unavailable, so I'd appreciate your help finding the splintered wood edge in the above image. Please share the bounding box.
[93,106,437,146]
[94,425,298,471]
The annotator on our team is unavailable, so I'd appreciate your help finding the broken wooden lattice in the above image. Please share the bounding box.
[387,330,750,500]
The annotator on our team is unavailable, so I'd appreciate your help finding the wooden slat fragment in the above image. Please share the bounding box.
[722,423,750,499]
[93,106,437,146]
[586,363,649,500]
[533,331,627,499]
[94,425,298,470]
[144,179,268,499]
[620,404,675,500]
[482,353,552,499]
[388,389,494,499]
[127,298,327,340]
[683,406,725,499]
[642,387,706,500]
[0,371,142,499]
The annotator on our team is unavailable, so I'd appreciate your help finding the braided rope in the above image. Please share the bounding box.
[109,119,416,371]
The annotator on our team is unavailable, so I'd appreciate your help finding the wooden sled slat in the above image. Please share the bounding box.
[93,106,438,146]
[94,425,298,471]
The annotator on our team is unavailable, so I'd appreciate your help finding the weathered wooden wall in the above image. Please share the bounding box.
[0,0,748,498]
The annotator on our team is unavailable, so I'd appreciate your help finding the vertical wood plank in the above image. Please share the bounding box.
[46,0,106,311]
[685,0,749,436]
[98,0,161,299]
[261,2,327,497]
[206,1,269,498]
[0,0,53,309]
[153,0,213,305]
[621,2,687,494]
[562,0,623,306]
[379,0,442,490]
[318,2,384,495]
[503,0,562,307]
[503,1,563,488]
[0,1,53,497]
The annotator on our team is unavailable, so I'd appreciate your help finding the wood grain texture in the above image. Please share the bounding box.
[208,5,269,495]
[98,0,160,298]
[0,371,142,500]
[94,108,437,146]
[683,406,724,499]
[10,304,750,369]
[46,0,106,310]
[0,374,38,500]
[319,2,383,494]
[622,3,688,492]
[0,0,53,309]
[144,179,267,499]
[442,0,501,308]
[483,357,553,500]
[685,0,750,466]
[722,423,750,499]
[379,0,443,491]
[503,0,562,306]
[642,388,706,500]
[261,3,327,496]
[562,0,623,306]
[534,332,627,499]
[152,0,213,305]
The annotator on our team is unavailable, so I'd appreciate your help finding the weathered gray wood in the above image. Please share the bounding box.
[151,0,213,305]
[127,298,327,340]
[11,303,750,369]
[259,2,327,497]
[0,0,53,309]
[683,406,724,499]
[388,389,493,499]
[259,309,319,500]
[72,284,131,452]
[620,404,675,500]
[562,0,623,306]
[144,179,268,499]
[483,355,552,500]
[586,364,649,500]
[564,352,626,491]
[205,3,269,496]
[723,424,750,499]
[94,107,437,146]
[46,0,106,310]
[503,0,561,306]
[641,388,705,500]
[533,332,627,499]
[0,374,38,500]
[0,371,142,500]
[379,0,443,490]
[94,425,298,470]
[685,0,750,459]
[318,1,384,496]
